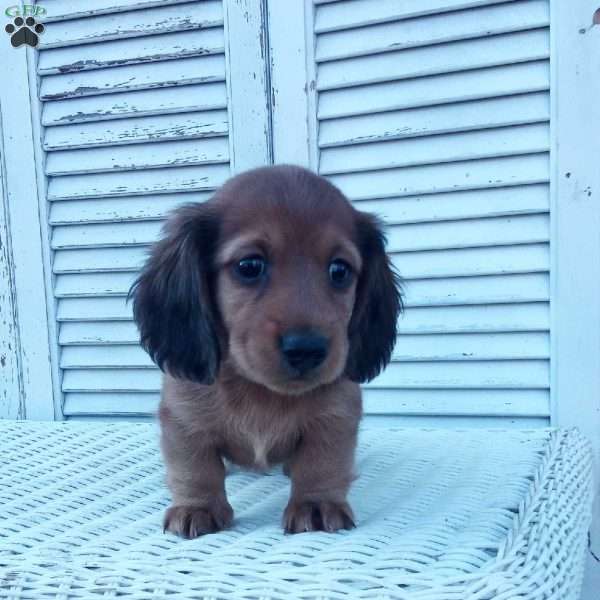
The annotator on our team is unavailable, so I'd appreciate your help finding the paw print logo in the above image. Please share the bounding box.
[5,16,44,48]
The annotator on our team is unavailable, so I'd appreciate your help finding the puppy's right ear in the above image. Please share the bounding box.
[128,203,221,384]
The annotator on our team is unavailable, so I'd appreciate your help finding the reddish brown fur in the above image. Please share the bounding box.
[131,165,402,538]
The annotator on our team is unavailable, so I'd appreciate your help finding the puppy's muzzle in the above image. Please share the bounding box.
[280,331,329,375]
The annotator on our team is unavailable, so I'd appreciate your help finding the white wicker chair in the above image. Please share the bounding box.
[0,421,593,599]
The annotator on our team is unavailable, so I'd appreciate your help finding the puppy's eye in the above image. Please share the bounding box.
[329,259,353,288]
[235,256,266,283]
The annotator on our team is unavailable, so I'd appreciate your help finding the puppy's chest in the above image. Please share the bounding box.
[224,426,298,471]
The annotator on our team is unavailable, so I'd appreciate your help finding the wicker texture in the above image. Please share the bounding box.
[0,422,593,599]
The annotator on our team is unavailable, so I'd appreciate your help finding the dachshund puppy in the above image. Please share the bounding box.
[131,165,402,538]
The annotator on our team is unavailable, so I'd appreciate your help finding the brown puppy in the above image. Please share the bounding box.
[131,165,402,538]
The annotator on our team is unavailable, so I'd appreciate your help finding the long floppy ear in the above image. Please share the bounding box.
[345,212,403,383]
[128,203,221,384]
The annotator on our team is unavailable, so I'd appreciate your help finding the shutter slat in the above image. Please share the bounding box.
[320,93,549,147]
[57,297,132,322]
[62,369,161,392]
[62,392,159,416]
[368,360,549,389]
[397,303,549,334]
[60,321,139,344]
[61,345,152,368]
[387,214,549,252]
[316,1,548,62]
[48,164,230,200]
[46,137,229,176]
[404,274,549,307]
[317,29,549,91]
[319,61,549,120]
[315,0,520,32]
[394,332,549,361]
[362,388,548,417]
[42,0,197,22]
[356,184,549,224]
[41,2,223,48]
[54,247,148,273]
[41,55,226,101]
[330,154,549,200]
[52,222,162,249]
[49,192,209,224]
[44,110,228,150]
[42,83,227,126]
[320,123,549,175]
[393,244,549,279]
[38,28,224,75]
[55,273,137,298]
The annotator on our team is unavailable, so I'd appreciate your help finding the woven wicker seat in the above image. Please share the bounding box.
[0,422,593,599]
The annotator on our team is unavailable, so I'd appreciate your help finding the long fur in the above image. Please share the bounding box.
[129,165,403,538]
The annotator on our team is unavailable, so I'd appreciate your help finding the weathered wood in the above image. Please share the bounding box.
[319,61,549,119]
[396,303,549,334]
[0,43,57,419]
[39,28,224,74]
[41,2,223,48]
[368,360,549,389]
[52,221,162,249]
[402,274,549,307]
[40,55,226,101]
[44,110,228,150]
[320,123,549,175]
[41,0,196,22]
[0,146,23,419]
[386,214,549,253]
[330,154,549,200]
[53,247,148,273]
[393,244,549,279]
[57,297,133,322]
[47,164,230,200]
[362,388,549,417]
[320,93,549,147]
[316,1,549,62]
[551,0,600,564]
[354,184,549,224]
[42,83,228,125]
[46,137,229,176]
[222,0,271,171]
[315,0,520,31]
[317,29,549,90]
[49,191,210,224]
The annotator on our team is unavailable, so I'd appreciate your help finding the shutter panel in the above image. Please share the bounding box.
[311,0,551,425]
[38,0,258,418]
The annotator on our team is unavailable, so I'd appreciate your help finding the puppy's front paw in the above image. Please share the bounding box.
[283,500,355,534]
[164,502,233,539]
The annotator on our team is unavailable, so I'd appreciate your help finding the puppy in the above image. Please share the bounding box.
[131,165,402,538]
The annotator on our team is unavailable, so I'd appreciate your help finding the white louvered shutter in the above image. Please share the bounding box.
[309,0,551,426]
[39,0,268,418]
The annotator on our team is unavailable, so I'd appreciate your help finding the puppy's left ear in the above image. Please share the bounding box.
[345,212,403,383]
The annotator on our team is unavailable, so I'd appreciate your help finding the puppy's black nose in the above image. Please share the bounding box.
[280,332,329,374]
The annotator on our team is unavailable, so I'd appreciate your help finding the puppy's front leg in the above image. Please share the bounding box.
[283,422,358,534]
[161,416,233,539]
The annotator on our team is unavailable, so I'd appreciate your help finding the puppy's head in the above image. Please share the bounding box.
[131,165,402,393]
